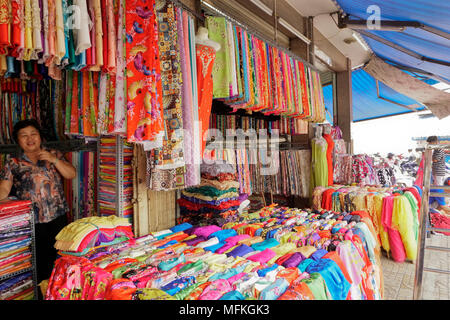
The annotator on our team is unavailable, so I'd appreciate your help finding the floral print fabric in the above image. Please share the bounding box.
[125,0,164,143]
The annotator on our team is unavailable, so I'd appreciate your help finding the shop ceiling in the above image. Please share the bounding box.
[204,0,450,120]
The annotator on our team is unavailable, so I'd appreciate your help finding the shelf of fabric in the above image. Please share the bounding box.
[98,135,133,223]
[44,204,383,300]
[0,200,38,300]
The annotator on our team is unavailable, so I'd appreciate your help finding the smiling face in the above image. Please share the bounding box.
[17,126,42,153]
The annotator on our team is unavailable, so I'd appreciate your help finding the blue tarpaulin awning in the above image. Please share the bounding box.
[332,0,450,120]
[323,69,426,122]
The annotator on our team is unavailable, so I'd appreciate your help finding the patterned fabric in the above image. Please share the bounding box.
[125,0,164,143]
[146,0,185,191]
[0,151,69,223]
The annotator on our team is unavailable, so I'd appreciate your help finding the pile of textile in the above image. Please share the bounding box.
[54,216,134,255]
[177,164,245,226]
[45,205,383,300]
[430,208,450,236]
[0,200,35,300]
[312,185,421,263]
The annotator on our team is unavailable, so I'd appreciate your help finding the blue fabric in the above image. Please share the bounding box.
[257,263,279,277]
[157,239,177,249]
[259,278,289,300]
[310,249,328,261]
[226,244,254,258]
[208,229,238,242]
[430,189,446,206]
[251,238,280,251]
[298,258,315,273]
[170,222,193,233]
[161,276,196,296]
[158,254,185,272]
[220,290,246,300]
[305,259,351,300]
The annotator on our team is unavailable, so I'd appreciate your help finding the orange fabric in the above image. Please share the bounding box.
[196,44,216,155]
[276,267,300,285]
[278,280,315,300]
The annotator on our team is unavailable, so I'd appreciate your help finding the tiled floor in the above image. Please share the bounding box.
[381,232,450,300]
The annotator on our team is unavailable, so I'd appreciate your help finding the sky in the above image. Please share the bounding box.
[351,111,450,156]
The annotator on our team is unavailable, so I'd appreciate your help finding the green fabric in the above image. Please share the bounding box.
[185,186,238,197]
[206,16,232,99]
[404,192,419,241]
[311,138,328,192]
[302,273,330,300]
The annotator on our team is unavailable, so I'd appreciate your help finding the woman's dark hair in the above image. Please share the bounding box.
[12,119,43,143]
[426,135,438,143]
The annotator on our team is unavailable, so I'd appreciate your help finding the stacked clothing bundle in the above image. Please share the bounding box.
[312,185,421,263]
[45,205,383,300]
[54,216,134,255]
[0,200,35,300]
[177,164,244,226]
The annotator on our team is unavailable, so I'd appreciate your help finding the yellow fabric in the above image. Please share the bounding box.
[374,194,390,253]
[391,196,417,261]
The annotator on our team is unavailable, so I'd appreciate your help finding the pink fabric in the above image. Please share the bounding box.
[215,243,235,254]
[198,279,232,300]
[246,249,277,264]
[227,272,247,286]
[381,196,406,262]
[225,234,250,245]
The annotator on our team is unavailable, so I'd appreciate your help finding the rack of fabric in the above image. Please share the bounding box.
[0,200,38,300]
[311,185,421,263]
[209,112,309,137]
[44,204,383,300]
[204,15,326,122]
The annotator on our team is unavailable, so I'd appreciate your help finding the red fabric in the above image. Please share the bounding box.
[430,212,450,236]
[323,134,335,186]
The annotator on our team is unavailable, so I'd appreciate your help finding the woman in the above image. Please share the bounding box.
[0,119,76,290]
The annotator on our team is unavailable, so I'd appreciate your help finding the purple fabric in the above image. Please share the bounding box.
[282,252,306,268]
[226,244,254,258]
[310,249,328,261]
[184,236,206,246]
[193,225,222,238]
[238,193,249,202]
[215,242,236,254]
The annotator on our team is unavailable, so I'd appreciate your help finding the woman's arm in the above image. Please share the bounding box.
[38,150,77,180]
[0,179,13,201]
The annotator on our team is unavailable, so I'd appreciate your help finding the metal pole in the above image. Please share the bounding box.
[413,148,433,300]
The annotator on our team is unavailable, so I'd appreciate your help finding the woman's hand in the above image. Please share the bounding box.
[38,150,58,164]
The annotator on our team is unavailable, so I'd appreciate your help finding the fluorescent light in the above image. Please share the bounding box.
[352,32,370,51]
[278,17,311,45]
[249,0,273,16]
[314,45,332,67]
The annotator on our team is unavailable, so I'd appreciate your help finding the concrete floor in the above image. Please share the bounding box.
[381,232,450,300]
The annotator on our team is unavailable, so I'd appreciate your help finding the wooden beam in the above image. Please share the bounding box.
[335,57,353,145]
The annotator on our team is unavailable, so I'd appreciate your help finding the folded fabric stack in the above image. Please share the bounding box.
[312,185,421,263]
[54,216,134,255]
[177,164,244,226]
[45,204,383,300]
[0,200,35,300]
